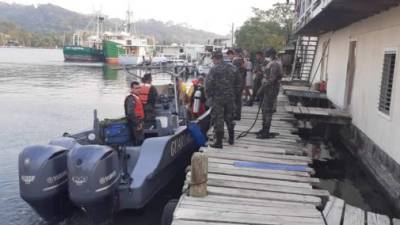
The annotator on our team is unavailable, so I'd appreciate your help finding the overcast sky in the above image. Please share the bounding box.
[3,0,285,35]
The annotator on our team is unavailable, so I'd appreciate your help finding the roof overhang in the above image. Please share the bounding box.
[295,0,400,36]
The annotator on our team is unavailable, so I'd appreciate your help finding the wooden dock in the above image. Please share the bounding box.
[170,93,397,225]
[172,94,329,225]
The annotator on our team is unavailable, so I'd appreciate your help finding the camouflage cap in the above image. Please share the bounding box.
[264,47,277,57]
[234,48,243,54]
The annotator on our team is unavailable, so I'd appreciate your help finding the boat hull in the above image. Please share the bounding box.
[103,40,124,65]
[119,112,210,209]
[63,46,104,62]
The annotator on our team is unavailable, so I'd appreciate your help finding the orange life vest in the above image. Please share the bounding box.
[139,84,151,104]
[132,94,145,120]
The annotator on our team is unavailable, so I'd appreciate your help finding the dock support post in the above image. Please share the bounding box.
[189,152,208,197]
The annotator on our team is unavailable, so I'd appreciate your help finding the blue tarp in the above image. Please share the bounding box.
[234,161,309,172]
[187,122,207,146]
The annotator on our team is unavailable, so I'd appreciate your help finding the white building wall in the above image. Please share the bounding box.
[312,5,400,163]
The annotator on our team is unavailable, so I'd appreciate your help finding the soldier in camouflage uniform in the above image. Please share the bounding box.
[246,51,267,106]
[205,51,238,148]
[226,49,245,121]
[256,47,283,139]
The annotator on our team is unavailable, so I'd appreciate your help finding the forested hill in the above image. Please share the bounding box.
[0,2,223,47]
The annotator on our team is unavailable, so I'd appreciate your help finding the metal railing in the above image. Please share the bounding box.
[293,0,329,31]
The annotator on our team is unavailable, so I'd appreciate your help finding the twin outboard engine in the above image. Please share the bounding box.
[68,145,120,225]
[19,144,74,223]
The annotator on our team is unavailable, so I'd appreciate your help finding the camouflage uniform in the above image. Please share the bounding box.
[249,57,267,103]
[143,85,158,128]
[205,61,237,147]
[232,56,245,120]
[124,95,144,145]
[257,58,283,138]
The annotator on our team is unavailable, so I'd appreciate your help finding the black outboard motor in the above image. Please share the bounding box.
[19,144,73,223]
[68,145,120,225]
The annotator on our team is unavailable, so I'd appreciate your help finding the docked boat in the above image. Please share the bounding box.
[103,34,149,65]
[18,71,210,224]
[103,9,151,65]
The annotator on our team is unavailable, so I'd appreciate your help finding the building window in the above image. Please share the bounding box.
[378,51,396,115]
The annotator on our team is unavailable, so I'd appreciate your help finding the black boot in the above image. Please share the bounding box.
[255,129,264,135]
[228,125,235,145]
[256,123,273,139]
[244,101,253,107]
[256,130,274,139]
[210,131,223,148]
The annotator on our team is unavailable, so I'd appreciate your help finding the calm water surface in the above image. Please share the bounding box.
[0,48,176,225]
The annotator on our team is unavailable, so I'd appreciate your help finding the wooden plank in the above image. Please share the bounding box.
[367,212,390,225]
[207,158,314,173]
[173,221,245,225]
[180,201,321,218]
[293,106,302,114]
[189,172,312,189]
[218,139,300,149]
[208,161,311,177]
[307,107,330,116]
[343,204,365,225]
[300,106,309,114]
[323,196,345,225]
[206,145,287,155]
[206,178,329,197]
[174,208,325,225]
[285,105,294,113]
[207,186,322,205]
[232,140,300,149]
[206,150,311,162]
[207,166,319,184]
[235,135,300,143]
[181,195,317,209]
[205,152,309,166]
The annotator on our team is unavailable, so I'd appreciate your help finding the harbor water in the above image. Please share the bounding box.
[0,48,181,225]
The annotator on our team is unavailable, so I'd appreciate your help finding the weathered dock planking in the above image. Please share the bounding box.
[171,92,398,225]
[172,94,327,225]
[323,196,399,225]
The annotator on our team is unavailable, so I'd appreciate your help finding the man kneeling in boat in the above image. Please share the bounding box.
[124,81,145,145]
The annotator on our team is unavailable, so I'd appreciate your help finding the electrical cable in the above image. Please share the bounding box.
[236,99,263,140]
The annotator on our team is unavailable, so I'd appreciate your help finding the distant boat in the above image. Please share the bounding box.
[63,15,105,63]
[63,45,104,62]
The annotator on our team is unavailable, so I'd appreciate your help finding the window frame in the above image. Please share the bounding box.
[378,48,398,119]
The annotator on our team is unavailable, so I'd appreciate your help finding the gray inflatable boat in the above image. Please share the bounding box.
[18,78,210,224]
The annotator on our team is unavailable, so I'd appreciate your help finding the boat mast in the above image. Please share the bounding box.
[125,4,136,35]
[96,14,100,38]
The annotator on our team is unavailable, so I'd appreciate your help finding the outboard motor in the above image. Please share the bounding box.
[19,144,73,223]
[68,145,120,225]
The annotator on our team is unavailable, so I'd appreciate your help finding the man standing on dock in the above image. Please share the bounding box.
[205,51,236,148]
[245,51,267,106]
[257,47,283,139]
[226,49,245,121]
